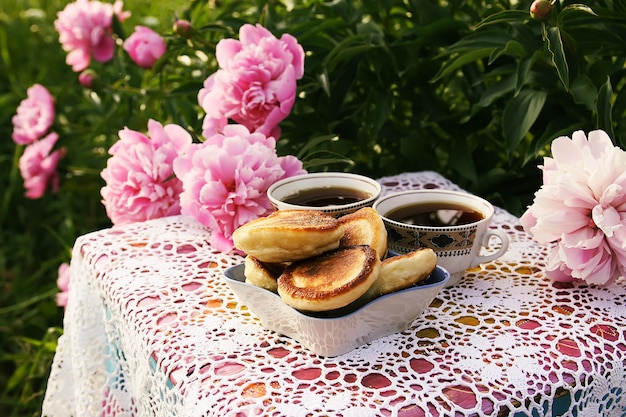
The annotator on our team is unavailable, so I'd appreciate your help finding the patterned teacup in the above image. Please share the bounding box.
[373,189,509,286]
[267,172,381,217]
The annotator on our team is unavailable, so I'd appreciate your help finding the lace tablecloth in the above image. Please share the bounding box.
[42,171,626,417]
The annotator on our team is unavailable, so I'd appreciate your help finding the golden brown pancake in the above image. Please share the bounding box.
[338,207,388,259]
[277,245,381,312]
[232,210,345,263]
[366,248,437,297]
[243,256,288,292]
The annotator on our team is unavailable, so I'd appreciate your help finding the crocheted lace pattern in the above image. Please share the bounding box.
[43,171,626,417]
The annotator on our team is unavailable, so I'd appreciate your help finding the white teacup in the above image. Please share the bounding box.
[373,189,510,286]
[267,172,381,217]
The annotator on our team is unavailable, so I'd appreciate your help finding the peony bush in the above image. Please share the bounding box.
[12,4,310,256]
[2,0,626,415]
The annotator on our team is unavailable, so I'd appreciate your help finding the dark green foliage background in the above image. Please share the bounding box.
[1,0,625,415]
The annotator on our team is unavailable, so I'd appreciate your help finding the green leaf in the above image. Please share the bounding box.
[441,30,516,54]
[450,139,478,185]
[471,10,529,31]
[432,30,521,82]
[322,34,380,73]
[6,362,29,392]
[570,75,597,111]
[488,40,526,64]
[596,76,614,138]
[431,48,495,81]
[317,70,331,97]
[515,52,540,95]
[475,69,515,107]
[502,89,547,155]
[302,156,354,171]
[371,94,392,134]
[475,75,515,108]
[544,25,570,90]
[294,134,340,158]
[557,4,597,24]
[0,287,57,314]
[526,118,587,165]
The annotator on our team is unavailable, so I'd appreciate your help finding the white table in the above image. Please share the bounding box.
[42,171,626,417]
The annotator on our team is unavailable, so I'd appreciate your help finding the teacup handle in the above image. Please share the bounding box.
[470,229,510,268]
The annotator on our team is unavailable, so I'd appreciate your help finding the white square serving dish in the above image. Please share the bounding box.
[222,263,449,357]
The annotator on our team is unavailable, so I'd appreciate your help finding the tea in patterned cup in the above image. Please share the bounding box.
[373,189,510,286]
[267,172,381,217]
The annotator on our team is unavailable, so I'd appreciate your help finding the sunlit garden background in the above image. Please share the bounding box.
[1,0,625,415]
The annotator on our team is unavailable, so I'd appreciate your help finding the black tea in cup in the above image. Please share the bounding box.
[385,202,484,227]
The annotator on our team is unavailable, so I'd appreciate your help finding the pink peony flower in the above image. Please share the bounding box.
[123,26,167,69]
[18,132,66,199]
[520,130,626,285]
[54,0,130,72]
[173,124,306,252]
[198,24,305,139]
[56,262,71,308]
[100,119,192,225]
[12,84,55,145]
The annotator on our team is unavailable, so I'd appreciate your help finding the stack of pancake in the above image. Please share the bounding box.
[232,207,437,313]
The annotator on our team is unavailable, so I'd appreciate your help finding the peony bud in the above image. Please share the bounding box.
[78,70,95,88]
[530,0,552,20]
[173,19,193,38]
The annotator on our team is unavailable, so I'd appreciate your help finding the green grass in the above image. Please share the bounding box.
[0,1,188,415]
